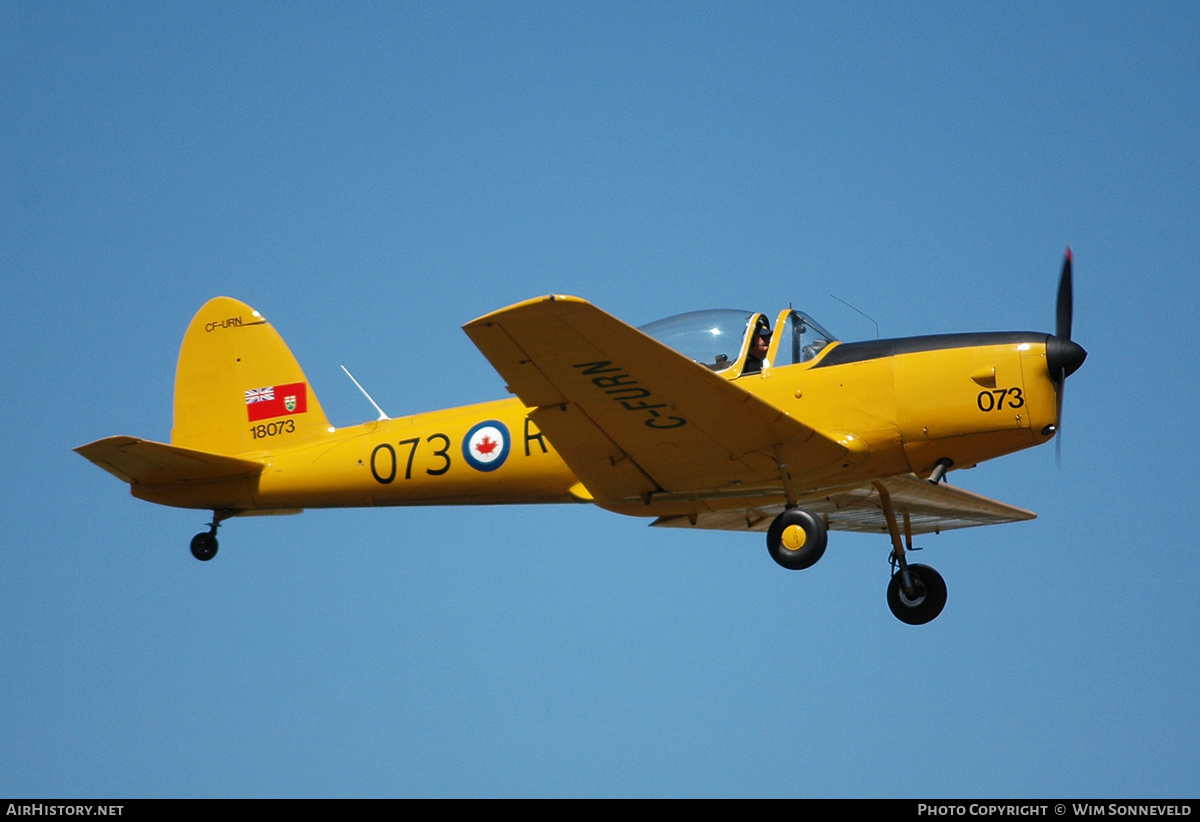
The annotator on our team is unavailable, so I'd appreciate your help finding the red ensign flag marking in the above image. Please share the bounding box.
[245,382,307,421]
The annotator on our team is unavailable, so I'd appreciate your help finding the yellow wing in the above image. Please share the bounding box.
[463,295,854,504]
[650,472,1036,534]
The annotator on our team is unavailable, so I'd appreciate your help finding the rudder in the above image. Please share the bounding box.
[172,297,331,455]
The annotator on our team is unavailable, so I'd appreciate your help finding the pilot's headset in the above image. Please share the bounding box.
[753,316,772,341]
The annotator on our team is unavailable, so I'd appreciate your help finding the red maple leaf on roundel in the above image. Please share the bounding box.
[475,435,498,455]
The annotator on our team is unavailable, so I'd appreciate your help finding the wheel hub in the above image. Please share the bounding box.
[898,582,927,608]
[781,524,807,552]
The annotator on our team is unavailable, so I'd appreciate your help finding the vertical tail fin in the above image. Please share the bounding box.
[172,297,331,455]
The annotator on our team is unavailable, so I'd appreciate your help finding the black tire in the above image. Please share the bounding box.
[766,508,828,570]
[887,563,946,625]
[190,532,218,562]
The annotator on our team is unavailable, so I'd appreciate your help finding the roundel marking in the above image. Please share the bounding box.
[462,420,511,472]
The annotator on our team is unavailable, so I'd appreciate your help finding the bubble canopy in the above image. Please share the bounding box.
[639,308,837,372]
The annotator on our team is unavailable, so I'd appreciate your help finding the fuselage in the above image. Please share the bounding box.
[131,330,1080,518]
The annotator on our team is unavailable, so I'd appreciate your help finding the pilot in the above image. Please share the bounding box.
[742,317,772,375]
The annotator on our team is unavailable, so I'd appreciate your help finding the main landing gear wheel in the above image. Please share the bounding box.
[190,531,218,561]
[766,508,828,570]
[887,563,947,625]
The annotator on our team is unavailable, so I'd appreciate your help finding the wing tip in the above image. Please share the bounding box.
[464,294,590,329]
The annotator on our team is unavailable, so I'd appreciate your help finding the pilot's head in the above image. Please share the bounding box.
[750,318,772,358]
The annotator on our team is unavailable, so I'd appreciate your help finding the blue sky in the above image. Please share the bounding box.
[3,1,1198,798]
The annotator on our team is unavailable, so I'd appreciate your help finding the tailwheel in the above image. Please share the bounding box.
[766,507,828,570]
[190,531,218,561]
[886,563,946,625]
[189,510,232,561]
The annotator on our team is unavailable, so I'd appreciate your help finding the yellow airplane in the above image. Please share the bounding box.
[76,253,1085,625]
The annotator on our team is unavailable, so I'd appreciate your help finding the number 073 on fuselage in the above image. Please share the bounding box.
[76,253,1086,625]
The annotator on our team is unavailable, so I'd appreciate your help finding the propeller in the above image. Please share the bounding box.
[1056,247,1073,341]
[1046,247,1087,463]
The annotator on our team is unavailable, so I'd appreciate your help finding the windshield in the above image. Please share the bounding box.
[774,310,837,365]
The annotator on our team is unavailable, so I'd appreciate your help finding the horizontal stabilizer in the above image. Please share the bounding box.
[74,436,263,487]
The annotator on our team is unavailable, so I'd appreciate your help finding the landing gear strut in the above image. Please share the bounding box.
[874,481,947,624]
[766,507,828,570]
[189,511,233,561]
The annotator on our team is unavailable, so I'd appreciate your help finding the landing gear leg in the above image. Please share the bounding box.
[189,510,233,562]
[873,481,947,624]
[766,450,829,570]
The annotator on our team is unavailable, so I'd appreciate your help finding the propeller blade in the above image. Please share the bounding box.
[1050,247,1084,467]
[1055,367,1065,467]
[1056,247,1073,341]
